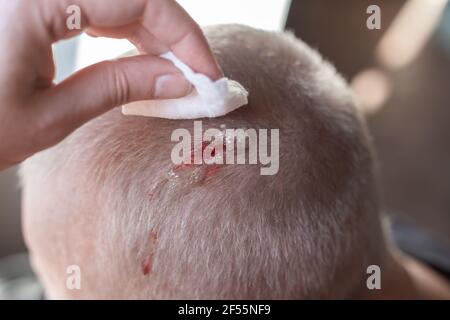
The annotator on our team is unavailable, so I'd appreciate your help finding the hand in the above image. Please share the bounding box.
[0,0,222,170]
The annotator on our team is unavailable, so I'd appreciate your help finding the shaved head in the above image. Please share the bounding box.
[20,25,387,299]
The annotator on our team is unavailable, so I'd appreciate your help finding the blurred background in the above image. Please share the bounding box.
[1,0,449,298]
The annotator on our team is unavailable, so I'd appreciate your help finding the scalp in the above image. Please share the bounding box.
[21,24,385,299]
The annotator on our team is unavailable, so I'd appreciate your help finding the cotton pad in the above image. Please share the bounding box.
[121,52,248,119]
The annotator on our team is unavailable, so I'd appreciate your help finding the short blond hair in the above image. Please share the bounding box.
[21,24,387,299]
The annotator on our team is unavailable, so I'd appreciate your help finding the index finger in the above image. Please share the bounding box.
[33,0,223,79]
[140,0,223,79]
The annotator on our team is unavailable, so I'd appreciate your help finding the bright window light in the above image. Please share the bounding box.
[177,0,291,30]
[75,0,291,69]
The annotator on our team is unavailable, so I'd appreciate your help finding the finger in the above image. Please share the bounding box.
[87,23,169,55]
[140,0,223,79]
[31,54,191,146]
[30,0,222,79]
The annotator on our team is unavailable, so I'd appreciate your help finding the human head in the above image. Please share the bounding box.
[20,24,386,299]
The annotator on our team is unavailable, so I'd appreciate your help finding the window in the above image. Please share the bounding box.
[75,0,291,70]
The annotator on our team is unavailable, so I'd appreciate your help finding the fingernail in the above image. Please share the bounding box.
[154,73,192,99]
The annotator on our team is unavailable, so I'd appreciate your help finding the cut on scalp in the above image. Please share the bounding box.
[21,24,387,299]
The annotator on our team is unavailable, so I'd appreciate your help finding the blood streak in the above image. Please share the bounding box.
[142,254,153,276]
[142,232,158,276]
[205,165,221,178]
[175,141,218,171]
[193,141,210,163]
[169,141,226,186]
[174,163,193,170]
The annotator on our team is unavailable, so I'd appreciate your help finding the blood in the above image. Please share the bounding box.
[201,141,210,152]
[170,141,227,184]
[142,254,153,276]
[174,163,193,170]
[141,232,157,276]
[205,165,222,178]
[205,141,227,158]
[175,141,214,170]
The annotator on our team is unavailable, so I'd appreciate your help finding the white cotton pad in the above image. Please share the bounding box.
[121,52,249,119]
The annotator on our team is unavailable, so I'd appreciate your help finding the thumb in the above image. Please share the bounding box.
[35,54,190,136]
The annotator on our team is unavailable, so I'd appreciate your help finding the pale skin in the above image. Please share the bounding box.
[0,0,222,170]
